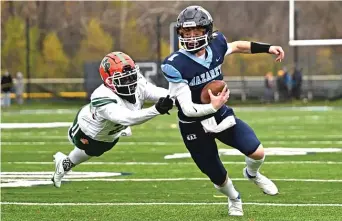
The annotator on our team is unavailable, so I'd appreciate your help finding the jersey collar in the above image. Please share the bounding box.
[179,46,213,69]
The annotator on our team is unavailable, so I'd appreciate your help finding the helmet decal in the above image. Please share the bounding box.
[101,57,111,74]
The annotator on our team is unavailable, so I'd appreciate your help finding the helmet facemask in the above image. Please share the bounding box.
[178,26,210,53]
[178,33,208,52]
[106,65,139,97]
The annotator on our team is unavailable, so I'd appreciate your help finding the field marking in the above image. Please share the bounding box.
[0,122,72,129]
[0,141,184,146]
[2,178,342,183]
[2,171,342,188]
[1,109,78,115]
[3,141,342,146]
[165,148,342,159]
[4,161,342,165]
[2,106,339,117]
[3,131,342,139]
[1,202,342,207]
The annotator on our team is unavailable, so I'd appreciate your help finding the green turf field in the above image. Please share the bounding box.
[1,102,342,221]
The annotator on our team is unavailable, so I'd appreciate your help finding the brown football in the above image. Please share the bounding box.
[200,80,227,104]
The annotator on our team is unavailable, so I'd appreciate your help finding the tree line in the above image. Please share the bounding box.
[1,1,341,78]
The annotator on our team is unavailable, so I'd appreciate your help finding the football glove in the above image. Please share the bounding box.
[155,95,173,115]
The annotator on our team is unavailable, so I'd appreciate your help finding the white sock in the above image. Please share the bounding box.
[245,155,265,177]
[214,177,239,200]
[68,147,92,165]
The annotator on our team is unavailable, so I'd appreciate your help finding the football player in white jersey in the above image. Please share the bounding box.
[52,52,173,188]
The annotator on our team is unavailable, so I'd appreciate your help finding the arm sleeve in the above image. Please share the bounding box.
[97,103,160,126]
[169,82,217,117]
[140,77,169,102]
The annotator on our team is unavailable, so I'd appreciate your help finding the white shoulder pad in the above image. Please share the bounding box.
[134,74,148,97]
[90,85,117,99]
[90,85,123,107]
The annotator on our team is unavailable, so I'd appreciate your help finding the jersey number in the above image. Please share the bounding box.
[168,54,178,61]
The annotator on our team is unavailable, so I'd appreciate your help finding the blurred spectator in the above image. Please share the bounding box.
[291,67,303,100]
[283,67,292,99]
[276,69,286,101]
[264,71,274,103]
[1,71,13,108]
[15,72,25,105]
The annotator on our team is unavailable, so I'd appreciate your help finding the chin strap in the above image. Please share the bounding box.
[189,48,203,54]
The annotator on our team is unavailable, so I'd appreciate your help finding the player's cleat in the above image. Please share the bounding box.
[228,194,243,216]
[51,152,68,188]
[243,167,279,195]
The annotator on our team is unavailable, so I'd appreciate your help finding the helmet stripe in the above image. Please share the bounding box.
[113,52,129,66]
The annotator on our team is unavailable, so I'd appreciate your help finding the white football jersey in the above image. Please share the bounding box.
[76,75,168,142]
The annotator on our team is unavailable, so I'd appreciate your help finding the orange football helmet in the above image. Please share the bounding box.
[99,52,139,96]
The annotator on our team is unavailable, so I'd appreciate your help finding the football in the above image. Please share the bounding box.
[200,80,227,104]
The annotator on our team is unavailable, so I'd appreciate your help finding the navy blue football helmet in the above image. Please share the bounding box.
[176,6,214,53]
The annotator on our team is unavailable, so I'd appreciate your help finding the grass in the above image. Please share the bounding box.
[1,101,342,221]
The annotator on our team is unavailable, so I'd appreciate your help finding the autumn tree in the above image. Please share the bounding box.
[120,19,150,60]
[1,16,26,75]
[72,18,113,77]
[2,16,41,77]
[39,32,69,78]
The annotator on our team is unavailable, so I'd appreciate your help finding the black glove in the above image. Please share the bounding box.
[155,95,173,115]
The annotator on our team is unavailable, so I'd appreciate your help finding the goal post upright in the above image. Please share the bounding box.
[288,0,342,100]
[288,0,342,47]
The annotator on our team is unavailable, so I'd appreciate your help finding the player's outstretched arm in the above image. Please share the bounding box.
[228,41,285,62]
[139,74,169,102]
[96,98,172,126]
[155,95,173,115]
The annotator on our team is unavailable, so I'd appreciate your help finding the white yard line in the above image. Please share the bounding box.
[1,202,342,207]
[0,141,183,146]
[3,141,342,146]
[0,122,72,129]
[3,134,342,139]
[1,106,338,116]
[1,109,78,115]
[2,178,342,182]
[4,161,342,165]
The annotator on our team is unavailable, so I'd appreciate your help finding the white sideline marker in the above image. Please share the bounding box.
[1,202,342,207]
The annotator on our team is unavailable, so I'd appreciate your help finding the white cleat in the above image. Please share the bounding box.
[228,195,244,216]
[243,167,279,195]
[51,152,68,188]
